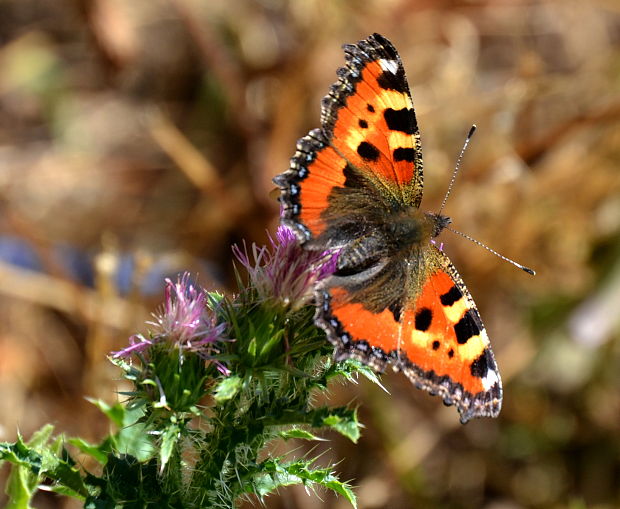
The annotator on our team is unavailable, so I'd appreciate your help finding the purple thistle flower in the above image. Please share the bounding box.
[113,274,228,372]
[232,225,338,310]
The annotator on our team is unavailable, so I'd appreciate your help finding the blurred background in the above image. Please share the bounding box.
[0,0,619,507]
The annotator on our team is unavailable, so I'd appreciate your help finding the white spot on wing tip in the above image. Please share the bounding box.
[379,59,398,74]
[481,368,500,391]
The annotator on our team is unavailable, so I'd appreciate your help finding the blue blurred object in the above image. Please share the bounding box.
[55,243,95,287]
[0,234,219,297]
[115,253,135,295]
[0,236,43,272]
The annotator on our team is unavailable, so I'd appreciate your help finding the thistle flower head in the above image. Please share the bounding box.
[232,225,338,310]
[113,273,228,373]
[150,274,216,345]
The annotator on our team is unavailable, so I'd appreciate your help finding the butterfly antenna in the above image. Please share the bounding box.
[438,125,477,216]
[446,226,536,275]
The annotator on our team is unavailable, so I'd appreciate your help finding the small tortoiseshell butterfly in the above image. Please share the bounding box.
[274,33,503,423]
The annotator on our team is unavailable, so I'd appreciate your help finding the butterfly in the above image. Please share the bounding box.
[274,33,502,423]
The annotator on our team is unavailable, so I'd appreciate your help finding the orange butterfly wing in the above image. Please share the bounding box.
[316,246,501,423]
[274,34,502,423]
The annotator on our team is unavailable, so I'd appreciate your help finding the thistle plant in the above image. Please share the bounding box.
[0,226,381,508]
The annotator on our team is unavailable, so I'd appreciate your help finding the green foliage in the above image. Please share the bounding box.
[1,425,89,507]
[246,458,357,507]
[0,269,372,507]
[213,375,242,402]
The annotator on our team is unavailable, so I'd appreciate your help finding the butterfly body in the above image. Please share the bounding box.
[275,34,502,423]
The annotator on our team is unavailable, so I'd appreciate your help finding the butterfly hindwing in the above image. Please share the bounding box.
[316,245,501,423]
[397,247,502,423]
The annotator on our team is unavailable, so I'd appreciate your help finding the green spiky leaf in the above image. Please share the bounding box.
[250,458,357,508]
[214,375,243,402]
[159,422,180,469]
[278,428,325,441]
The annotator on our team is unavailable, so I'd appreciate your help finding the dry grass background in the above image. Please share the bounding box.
[0,0,619,508]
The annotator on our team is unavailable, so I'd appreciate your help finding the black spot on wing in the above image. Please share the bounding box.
[376,70,408,93]
[454,309,481,345]
[342,163,366,188]
[393,147,415,162]
[389,301,402,322]
[448,348,454,358]
[357,141,380,161]
[415,307,432,331]
[367,103,375,112]
[359,119,368,128]
[470,349,492,378]
[440,286,463,307]
[384,108,417,134]
[432,340,440,350]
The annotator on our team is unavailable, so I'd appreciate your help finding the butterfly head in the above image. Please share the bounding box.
[426,212,452,238]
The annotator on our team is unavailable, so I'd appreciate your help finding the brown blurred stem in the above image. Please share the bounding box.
[167,0,257,139]
[516,101,620,166]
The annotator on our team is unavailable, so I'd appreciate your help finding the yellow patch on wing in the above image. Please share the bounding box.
[443,298,468,324]
[454,330,490,361]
